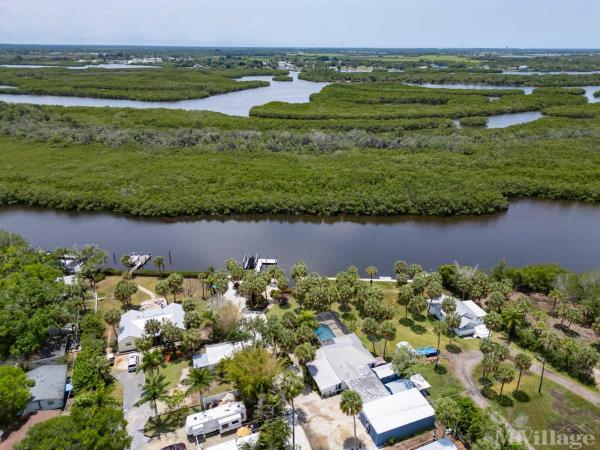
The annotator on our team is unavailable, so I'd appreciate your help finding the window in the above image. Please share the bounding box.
[126,342,132,347]
[47,400,54,405]
[231,420,239,425]
[222,424,229,429]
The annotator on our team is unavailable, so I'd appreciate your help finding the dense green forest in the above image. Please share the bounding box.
[0,67,285,101]
[2,50,600,217]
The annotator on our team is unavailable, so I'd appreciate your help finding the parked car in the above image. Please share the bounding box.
[127,353,139,372]
[106,352,115,365]
[161,444,186,450]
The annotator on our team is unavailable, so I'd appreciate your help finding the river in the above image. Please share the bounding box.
[1,200,599,275]
[0,71,328,116]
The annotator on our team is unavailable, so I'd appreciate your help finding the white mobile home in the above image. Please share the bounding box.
[429,295,490,338]
[23,364,68,415]
[185,402,246,437]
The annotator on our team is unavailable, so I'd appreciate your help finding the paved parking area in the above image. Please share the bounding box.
[115,369,152,450]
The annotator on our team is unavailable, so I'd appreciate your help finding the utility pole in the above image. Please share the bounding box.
[538,357,546,395]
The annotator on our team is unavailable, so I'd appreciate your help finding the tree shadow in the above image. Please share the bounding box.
[399,317,413,327]
[433,364,447,374]
[410,323,427,335]
[512,390,531,403]
[481,386,497,400]
[553,323,580,338]
[412,313,427,322]
[445,343,462,354]
[497,395,514,407]
[343,437,365,450]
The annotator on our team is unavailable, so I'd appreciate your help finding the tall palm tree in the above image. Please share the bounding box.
[137,350,166,375]
[281,371,304,449]
[378,321,396,358]
[153,256,165,278]
[136,372,169,423]
[365,265,378,285]
[340,390,363,450]
[514,353,532,391]
[432,321,446,366]
[183,367,214,410]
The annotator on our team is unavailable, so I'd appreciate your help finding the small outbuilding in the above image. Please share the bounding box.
[359,388,435,446]
[193,341,245,370]
[417,438,458,450]
[23,364,68,415]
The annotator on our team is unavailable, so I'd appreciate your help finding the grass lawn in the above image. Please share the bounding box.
[270,281,480,356]
[162,359,189,388]
[474,363,600,450]
[95,275,151,313]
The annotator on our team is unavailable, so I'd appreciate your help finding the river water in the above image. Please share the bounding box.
[0,71,328,116]
[1,200,599,274]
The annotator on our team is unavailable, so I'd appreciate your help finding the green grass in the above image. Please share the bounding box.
[474,363,600,450]
[162,359,189,388]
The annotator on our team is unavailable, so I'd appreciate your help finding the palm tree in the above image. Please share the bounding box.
[514,353,532,391]
[340,390,363,450]
[73,383,118,411]
[294,342,316,365]
[183,367,214,410]
[136,372,169,423]
[432,321,446,366]
[497,366,515,397]
[104,309,121,341]
[434,397,460,430]
[548,289,564,315]
[120,254,132,270]
[153,256,165,278]
[281,370,304,449]
[444,312,461,345]
[378,321,396,358]
[362,318,380,353]
[483,311,503,339]
[365,265,378,285]
[138,350,166,375]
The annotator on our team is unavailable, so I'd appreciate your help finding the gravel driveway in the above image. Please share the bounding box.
[115,370,152,450]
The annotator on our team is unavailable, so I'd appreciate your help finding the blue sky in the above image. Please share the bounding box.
[1,0,599,48]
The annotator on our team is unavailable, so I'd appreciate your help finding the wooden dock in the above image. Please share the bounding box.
[128,253,151,273]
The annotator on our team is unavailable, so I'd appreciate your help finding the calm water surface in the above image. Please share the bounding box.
[0,63,160,69]
[1,200,599,274]
[0,72,328,116]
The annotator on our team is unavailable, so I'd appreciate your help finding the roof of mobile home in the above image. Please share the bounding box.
[361,388,434,435]
[118,303,184,342]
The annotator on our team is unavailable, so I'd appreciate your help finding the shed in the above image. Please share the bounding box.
[359,388,435,446]
[193,341,245,370]
[24,364,68,415]
[372,363,399,384]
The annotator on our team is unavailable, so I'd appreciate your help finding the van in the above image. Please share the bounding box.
[127,353,139,372]
[106,352,115,366]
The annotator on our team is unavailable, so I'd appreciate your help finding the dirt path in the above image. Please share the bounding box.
[528,361,600,407]
[447,351,534,450]
[137,284,156,300]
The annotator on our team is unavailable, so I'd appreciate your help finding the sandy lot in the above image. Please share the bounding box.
[295,391,376,450]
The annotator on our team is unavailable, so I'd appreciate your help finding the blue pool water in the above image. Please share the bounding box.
[315,324,336,342]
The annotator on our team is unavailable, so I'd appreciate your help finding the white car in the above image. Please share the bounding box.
[127,353,139,372]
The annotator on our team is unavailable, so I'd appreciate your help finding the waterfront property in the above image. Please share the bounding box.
[359,388,436,447]
[185,401,246,438]
[429,295,490,338]
[117,303,185,352]
[23,364,68,415]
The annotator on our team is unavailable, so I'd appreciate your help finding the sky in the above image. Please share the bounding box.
[1,0,599,48]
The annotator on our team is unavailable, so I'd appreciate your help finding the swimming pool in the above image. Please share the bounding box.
[315,324,336,342]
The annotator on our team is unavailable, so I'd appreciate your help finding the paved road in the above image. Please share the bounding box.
[115,370,152,450]
[448,351,534,450]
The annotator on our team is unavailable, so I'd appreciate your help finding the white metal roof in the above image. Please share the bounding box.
[193,341,245,368]
[418,438,458,450]
[118,303,184,342]
[462,300,487,318]
[409,373,431,391]
[307,350,342,392]
[206,433,260,450]
[372,363,395,380]
[361,388,434,435]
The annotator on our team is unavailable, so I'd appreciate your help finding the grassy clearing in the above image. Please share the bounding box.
[162,359,189,388]
[474,363,600,450]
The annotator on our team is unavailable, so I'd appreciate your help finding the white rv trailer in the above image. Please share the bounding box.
[185,402,246,437]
